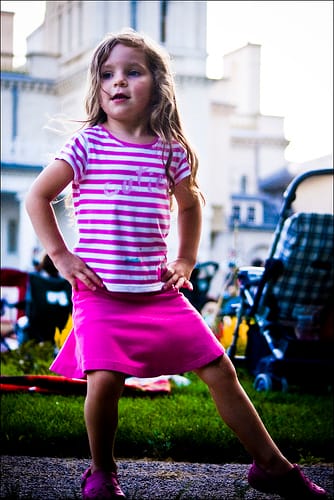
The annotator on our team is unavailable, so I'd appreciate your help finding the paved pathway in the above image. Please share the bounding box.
[1,456,333,499]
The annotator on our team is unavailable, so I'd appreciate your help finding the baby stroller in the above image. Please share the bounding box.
[182,260,219,311]
[1,268,72,348]
[1,269,29,351]
[227,168,334,392]
[23,272,72,344]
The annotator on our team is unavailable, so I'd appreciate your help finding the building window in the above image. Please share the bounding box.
[78,2,83,45]
[67,4,72,51]
[7,219,18,254]
[130,0,137,30]
[247,206,256,224]
[11,83,18,140]
[232,205,240,224]
[160,0,168,43]
[241,175,247,193]
[58,12,63,54]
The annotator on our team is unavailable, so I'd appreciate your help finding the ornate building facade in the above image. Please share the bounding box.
[1,1,293,273]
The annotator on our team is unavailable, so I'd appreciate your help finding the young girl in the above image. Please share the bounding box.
[25,29,327,500]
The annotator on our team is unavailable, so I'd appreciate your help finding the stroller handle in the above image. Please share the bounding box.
[269,168,333,260]
[281,168,333,218]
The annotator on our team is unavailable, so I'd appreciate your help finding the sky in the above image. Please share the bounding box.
[2,0,333,164]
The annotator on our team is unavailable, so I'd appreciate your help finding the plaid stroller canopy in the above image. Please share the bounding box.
[271,212,333,321]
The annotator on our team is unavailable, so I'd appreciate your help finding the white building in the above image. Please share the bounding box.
[2,0,323,275]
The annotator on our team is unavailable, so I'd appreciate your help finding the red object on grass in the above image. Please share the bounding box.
[0,374,171,395]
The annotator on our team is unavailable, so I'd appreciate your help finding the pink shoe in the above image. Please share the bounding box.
[81,467,126,499]
[248,462,328,498]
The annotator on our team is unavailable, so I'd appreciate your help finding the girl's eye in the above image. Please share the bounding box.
[101,72,112,80]
[128,69,140,77]
[100,69,142,79]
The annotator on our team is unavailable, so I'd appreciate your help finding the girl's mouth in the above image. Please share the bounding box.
[112,93,129,101]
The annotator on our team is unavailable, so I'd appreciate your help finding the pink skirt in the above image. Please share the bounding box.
[50,283,224,379]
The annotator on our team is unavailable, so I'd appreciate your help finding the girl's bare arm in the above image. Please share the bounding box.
[161,176,203,290]
[25,159,104,291]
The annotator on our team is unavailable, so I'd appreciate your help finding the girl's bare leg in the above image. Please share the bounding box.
[84,370,125,473]
[194,355,293,475]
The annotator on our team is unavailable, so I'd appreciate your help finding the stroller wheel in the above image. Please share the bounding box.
[254,373,289,392]
[254,373,272,392]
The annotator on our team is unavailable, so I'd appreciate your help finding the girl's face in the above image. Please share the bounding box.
[99,43,154,128]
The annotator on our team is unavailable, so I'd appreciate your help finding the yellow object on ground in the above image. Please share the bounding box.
[54,314,72,349]
[217,316,248,356]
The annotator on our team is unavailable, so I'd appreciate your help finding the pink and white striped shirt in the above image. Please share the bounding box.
[56,125,191,292]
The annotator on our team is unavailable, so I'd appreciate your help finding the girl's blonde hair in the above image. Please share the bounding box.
[85,29,202,200]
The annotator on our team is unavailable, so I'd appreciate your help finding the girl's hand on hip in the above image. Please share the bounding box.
[160,258,194,291]
[51,251,104,291]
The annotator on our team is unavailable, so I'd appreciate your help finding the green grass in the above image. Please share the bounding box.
[1,341,333,464]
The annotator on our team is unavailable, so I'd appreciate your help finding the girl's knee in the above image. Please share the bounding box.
[86,370,125,399]
[195,354,237,386]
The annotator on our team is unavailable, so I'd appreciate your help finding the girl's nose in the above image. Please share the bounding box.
[113,75,127,87]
